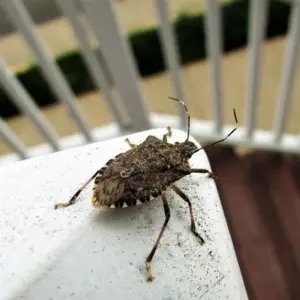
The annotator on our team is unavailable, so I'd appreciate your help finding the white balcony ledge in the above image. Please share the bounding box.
[0,128,248,300]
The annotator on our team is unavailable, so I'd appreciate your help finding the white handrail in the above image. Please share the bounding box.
[0,128,248,299]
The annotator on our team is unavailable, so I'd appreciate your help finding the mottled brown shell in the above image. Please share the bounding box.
[92,135,196,208]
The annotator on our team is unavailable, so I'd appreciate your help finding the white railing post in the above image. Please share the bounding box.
[204,0,224,134]
[1,0,93,142]
[244,0,269,139]
[80,0,151,132]
[272,3,300,143]
[0,118,29,159]
[55,0,128,131]
[0,59,61,151]
[154,0,187,129]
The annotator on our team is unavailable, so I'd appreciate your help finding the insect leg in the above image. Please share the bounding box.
[190,168,217,179]
[162,126,172,142]
[124,137,136,148]
[54,170,100,209]
[171,184,205,245]
[146,193,170,282]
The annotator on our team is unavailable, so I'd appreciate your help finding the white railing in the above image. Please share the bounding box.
[0,0,300,167]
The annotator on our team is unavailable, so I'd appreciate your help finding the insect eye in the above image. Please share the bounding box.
[174,142,180,146]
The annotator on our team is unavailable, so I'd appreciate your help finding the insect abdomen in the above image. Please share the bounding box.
[103,169,185,209]
[92,178,125,208]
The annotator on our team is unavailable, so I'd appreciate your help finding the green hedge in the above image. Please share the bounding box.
[0,0,290,118]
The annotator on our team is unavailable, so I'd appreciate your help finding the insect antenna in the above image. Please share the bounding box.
[168,96,190,142]
[192,108,238,155]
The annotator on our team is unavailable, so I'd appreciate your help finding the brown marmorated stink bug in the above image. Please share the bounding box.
[54,97,238,282]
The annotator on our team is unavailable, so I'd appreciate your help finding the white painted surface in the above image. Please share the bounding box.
[0,128,248,300]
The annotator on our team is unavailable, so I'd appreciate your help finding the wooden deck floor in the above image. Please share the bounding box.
[206,147,300,300]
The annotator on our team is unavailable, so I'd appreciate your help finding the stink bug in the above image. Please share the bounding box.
[54,97,238,282]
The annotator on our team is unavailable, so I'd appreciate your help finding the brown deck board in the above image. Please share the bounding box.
[205,146,298,300]
[287,156,300,194]
[243,152,300,300]
[264,154,300,274]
